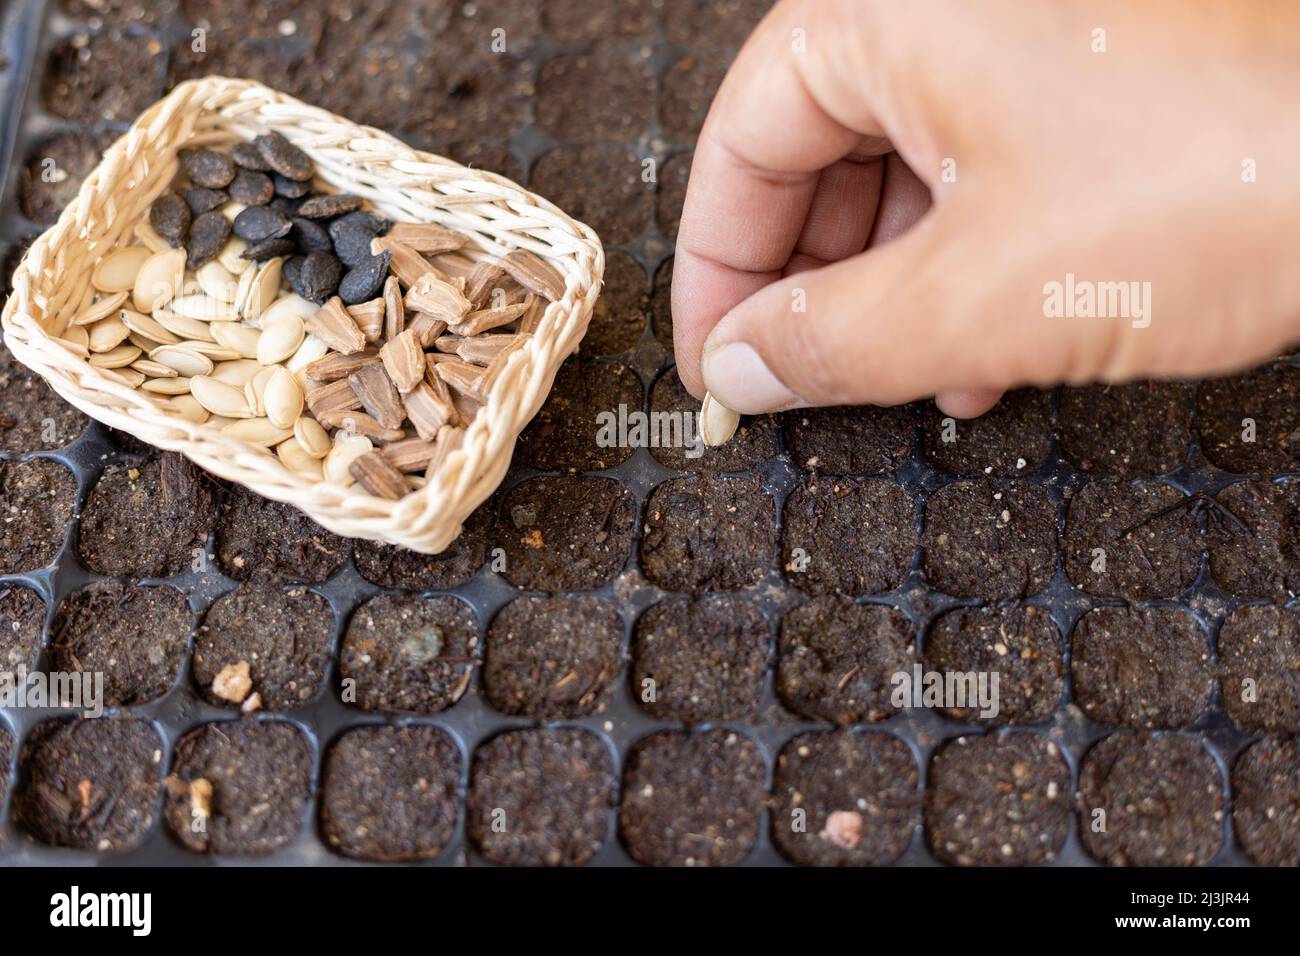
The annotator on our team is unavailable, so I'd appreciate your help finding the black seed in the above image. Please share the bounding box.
[232,205,292,243]
[186,211,231,268]
[181,148,235,189]
[183,186,227,215]
[273,173,311,199]
[283,255,307,298]
[329,217,386,268]
[149,192,191,247]
[241,238,297,261]
[269,195,304,216]
[331,210,390,237]
[253,131,313,181]
[338,251,391,305]
[296,193,364,219]
[228,170,274,206]
[290,217,333,253]
[229,142,271,172]
[297,251,344,303]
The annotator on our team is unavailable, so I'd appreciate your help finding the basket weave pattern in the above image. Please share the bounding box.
[1,77,604,553]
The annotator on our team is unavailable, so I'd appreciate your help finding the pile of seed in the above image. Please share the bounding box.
[61,132,567,500]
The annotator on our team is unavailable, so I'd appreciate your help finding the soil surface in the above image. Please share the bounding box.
[217,486,348,584]
[632,596,768,722]
[661,56,725,141]
[541,0,656,43]
[662,0,771,51]
[783,404,917,475]
[516,359,641,471]
[353,504,492,590]
[530,145,650,245]
[1217,604,1300,733]
[1197,364,1300,474]
[0,586,46,671]
[0,347,87,452]
[468,729,615,866]
[649,366,778,472]
[1231,737,1300,866]
[320,724,461,862]
[20,131,116,225]
[584,251,647,355]
[655,152,690,240]
[1058,382,1191,477]
[1206,479,1300,599]
[536,49,655,144]
[650,258,674,349]
[0,457,76,573]
[42,31,167,124]
[921,389,1052,476]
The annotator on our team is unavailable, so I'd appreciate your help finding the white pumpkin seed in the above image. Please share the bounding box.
[171,293,238,322]
[167,393,209,424]
[210,322,261,359]
[131,359,179,378]
[88,315,130,352]
[323,434,373,486]
[93,247,151,293]
[153,310,216,342]
[285,333,330,390]
[277,437,324,480]
[99,366,146,388]
[294,417,331,459]
[245,258,283,322]
[190,375,255,418]
[134,218,171,254]
[88,344,142,368]
[133,248,186,313]
[221,418,293,447]
[210,359,263,387]
[120,308,181,345]
[245,366,277,417]
[260,294,318,326]
[257,314,305,365]
[220,201,246,222]
[197,260,239,303]
[264,367,304,429]
[700,392,740,447]
[174,340,241,361]
[150,345,215,378]
[141,376,193,395]
[60,325,90,353]
[217,238,251,275]
[72,290,129,326]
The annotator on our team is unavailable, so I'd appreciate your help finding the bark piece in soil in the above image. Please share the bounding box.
[1231,737,1300,866]
[782,477,916,596]
[483,595,623,720]
[1070,606,1212,729]
[536,49,655,144]
[619,730,765,867]
[649,366,778,472]
[925,733,1071,866]
[499,475,637,593]
[1063,479,1201,599]
[42,31,166,124]
[1218,604,1300,733]
[49,582,191,707]
[632,596,768,722]
[0,458,77,574]
[584,251,647,354]
[78,454,216,578]
[0,346,88,452]
[1077,732,1223,866]
[216,485,348,584]
[0,586,45,671]
[777,597,913,724]
[320,725,461,862]
[194,581,334,710]
[165,719,312,857]
[1196,363,1300,474]
[782,404,917,475]
[771,730,919,866]
[20,131,114,225]
[642,474,776,592]
[15,717,163,852]
[1206,479,1300,599]
[468,729,614,866]
[920,389,1052,476]
[530,145,650,245]
[924,604,1063,724]
[516,359,641,470]
[353,504,492,590]
[920,479,1057,599]
[1058,382,1191,477]
[339,593,477,714]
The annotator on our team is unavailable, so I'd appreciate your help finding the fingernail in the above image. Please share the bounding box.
[701,342,802,415]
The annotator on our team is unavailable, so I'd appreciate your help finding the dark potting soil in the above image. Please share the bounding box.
[62,0,177,28]
[920,389,1052,477]
[0,457,76,574]
[193,581,334,710]
[0,586,45,671]
[353,504,492,591]
[483,595,623,720]
[650,258,674,350]
[16,717,163,852]
[216,486,348,584]
[662,0,770,51]
[661,56,725,141]
[649,366,778,472]
[320,724,461,862]
[42,31,167,124]
[924,733,1071,866]
[619,729,765,867]
[1077,732,1224,866]
[536,49,655,144]
[642,474,776,592]
[777,597,913,724]
[1206,479,1300,599]
[655,152,690,240]
[781,477,916,596]
[1058,382,1191,478]
[0,346,87,452]
[516,359,641,471]
[78,454,216,578]
[338,593,477,714]
[920,480,1057,600]
[771,730,919,867]
[631,595,768,723]
[583,251,647,355]
[530,145,650,246]
[165,719,312,856]
[49,582,191,707]
[468,729,615,867]
[19,130,115,225]
[1196,363,1300,474]
[782,404,917,475]
[1062,479,1201,599]
[541,0,656,43]
[923,604,1063,724]
[499,475,637,593]
[1217,604,1300,733]
[1231,737,1300,867]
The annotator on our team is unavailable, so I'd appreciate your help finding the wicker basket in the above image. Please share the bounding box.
[1,77,604,554]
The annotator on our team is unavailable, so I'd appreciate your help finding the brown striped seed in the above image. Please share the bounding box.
[384,221,468,254]
[381,437,439,473]
[349,450,408,500]
[347,363,405,430]
[347,298,386,343]
[305,296,366,354]
[403,272,471,323]
[382,274,404,341]
[317,409,405,442]
[303,350,380,383]
[379,329,424,394]
[305,378,363,417]
[401,380,454,441]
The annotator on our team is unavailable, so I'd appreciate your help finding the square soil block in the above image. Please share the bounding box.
[920,479,1057,599]
[468,729,615,866]
[662,0,770,51]
[530,145,650,246]
[536,49,655,144]
[655,152,690,240]
[1231,737,1300,867]
[165,719,312,856]
[782,477,915,596]
[1196,364,1300,474]
[777,597,913,724]
[0,347,87,452]
[1077,732,1224,866]
[77,454,216,579]
[583,251,648,356]
[0,457,76,574]
[353,504,491,591]
[632,596,768,722]
[642,474,776,592]
[515,359,641,471]
[320,724,461,862]
[1070,606,1212,729]
[20,131,115,226]
[499,475,636,593]
[782,404,916,475]
[42,31,167,124]
[771,731,919,866]
[216,486,348,584]
[483,595,623,719]
[923,604,1063,724]
[0,586,46,671]
[920,389,1052,477]
[1217,604,1300,733]
[193,581,335,711]
[619,730,765,867]
[541,0,656,43]
[1062,479,1201,599]
[661,56,725,141]
[15,717,163,852]
[649,367,778,473]
[1206,479,1300,599]
[339,594,478,714]
[924,733,1071,866]
[1058,382,1191,477]
[49,582,192,706]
